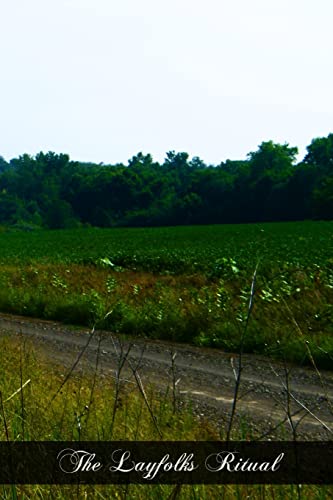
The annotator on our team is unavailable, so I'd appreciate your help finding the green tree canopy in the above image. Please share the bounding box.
[304,133,333,172]
[248,141,298,181]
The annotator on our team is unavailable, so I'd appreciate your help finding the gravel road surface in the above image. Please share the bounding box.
[0,313,332,440]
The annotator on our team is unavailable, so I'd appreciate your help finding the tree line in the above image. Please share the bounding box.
[0,134,332,229]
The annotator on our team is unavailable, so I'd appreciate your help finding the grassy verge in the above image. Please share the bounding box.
[0,334,331,499]
[0,262,332,368]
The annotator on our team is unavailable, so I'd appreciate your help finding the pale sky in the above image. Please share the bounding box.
[1,0,333,165]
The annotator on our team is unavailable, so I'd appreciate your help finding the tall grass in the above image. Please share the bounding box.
[0,334,332,499]
[0,262,332,368]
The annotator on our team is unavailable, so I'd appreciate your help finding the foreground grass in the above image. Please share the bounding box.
[0,335,331,499]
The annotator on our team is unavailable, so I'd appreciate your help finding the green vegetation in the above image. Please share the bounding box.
[0,133,332,229]
[0,335,330,498]
[0,222,332,368]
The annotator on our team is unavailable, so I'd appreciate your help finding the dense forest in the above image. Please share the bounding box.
[0,134,332,229]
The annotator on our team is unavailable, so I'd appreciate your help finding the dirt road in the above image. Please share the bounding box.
[0,313,332,439]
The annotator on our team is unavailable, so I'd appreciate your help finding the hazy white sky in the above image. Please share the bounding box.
[1,0,333,165]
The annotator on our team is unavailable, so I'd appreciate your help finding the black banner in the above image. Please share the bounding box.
[0,441,332,484]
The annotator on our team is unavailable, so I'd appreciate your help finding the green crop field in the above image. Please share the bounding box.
[1,221,333,273]
[0,221,332,367]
